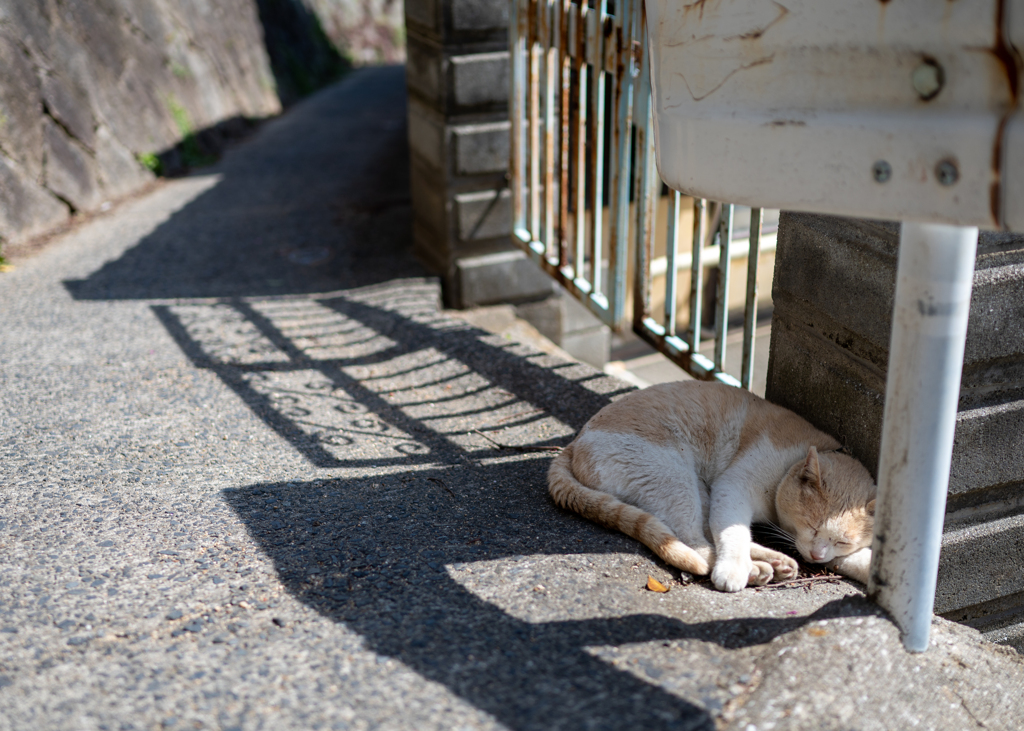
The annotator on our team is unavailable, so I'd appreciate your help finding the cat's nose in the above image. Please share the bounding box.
[810,549,827,562]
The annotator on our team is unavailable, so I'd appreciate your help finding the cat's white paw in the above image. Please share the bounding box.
[829,547,871,584]
[768,555,799,582]
[712,558,754,592]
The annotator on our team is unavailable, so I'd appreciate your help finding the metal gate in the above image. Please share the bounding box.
[509,0,771,389]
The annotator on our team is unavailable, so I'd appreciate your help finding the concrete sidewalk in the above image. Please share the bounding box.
[1,66,1022,731]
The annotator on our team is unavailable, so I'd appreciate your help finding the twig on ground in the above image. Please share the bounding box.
[758,575,845,591]
[472,429,562,453]
[496,408,544,424]
[427,477,455,498]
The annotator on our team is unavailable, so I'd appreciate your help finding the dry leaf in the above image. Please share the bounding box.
[646,576,669,593]
[808,627,828,637]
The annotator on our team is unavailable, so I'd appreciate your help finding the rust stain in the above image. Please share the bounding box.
[730,1,789,41]
[989,0,1023,226]
[676,55,776,102]
[682,0,712,21]
[992,0,1021,102]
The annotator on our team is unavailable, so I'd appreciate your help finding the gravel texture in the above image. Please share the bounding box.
[1,66,1023,731]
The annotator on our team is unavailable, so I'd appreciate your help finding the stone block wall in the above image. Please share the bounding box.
[403,0,610,366]
[0,0,402,254]
[766,213,1024,650]
[0,0,283,248]
[303,0,406,66]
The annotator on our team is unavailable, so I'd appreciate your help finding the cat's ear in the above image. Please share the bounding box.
[799,446,822,487]
[866,498,876,516]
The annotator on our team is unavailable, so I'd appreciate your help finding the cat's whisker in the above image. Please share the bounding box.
[758,522,796,545]
[761,520,796,542]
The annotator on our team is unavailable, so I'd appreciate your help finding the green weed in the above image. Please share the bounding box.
[137,152,162,175]
[169,60,191,79]
[166,96,215,169]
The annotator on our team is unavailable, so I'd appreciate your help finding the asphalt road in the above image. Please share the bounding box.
[2,66,1022,731]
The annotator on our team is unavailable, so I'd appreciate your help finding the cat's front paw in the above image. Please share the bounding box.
[768,555,799,582]
[828,547,871,584]
[749,560,773,586]
[711,558,754,592]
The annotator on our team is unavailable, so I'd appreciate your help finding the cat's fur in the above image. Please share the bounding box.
[548,381,876,592]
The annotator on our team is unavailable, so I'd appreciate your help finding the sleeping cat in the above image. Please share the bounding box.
[548,380,876,592]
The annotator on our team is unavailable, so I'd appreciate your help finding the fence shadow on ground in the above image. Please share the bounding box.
[160,278,877,730]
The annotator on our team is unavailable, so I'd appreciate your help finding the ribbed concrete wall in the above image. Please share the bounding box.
[404,0,536,304]
[403,0,610,366]
[766,212,1024,650]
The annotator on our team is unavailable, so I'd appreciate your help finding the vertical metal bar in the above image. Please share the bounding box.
[689,198,706,350]
[869,223,978,653]
[510,0,528,234]
[573,3,588,286]
[632,15,658,333]
[664,191,681,335]
[607,0,635,326]
[588,1,607,296]
[740,207,763,390]
[558,0,571,270]
[713,203,734,372]
[542,0,556,258]
[528,0,541,240]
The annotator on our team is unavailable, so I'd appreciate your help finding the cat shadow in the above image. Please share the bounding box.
[223,470,882,731]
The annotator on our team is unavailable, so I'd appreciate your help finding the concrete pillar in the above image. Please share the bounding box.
[403,0,610,367]
[766,212,1024,651]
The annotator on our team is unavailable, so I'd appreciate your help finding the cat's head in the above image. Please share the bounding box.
[775,446,876,564]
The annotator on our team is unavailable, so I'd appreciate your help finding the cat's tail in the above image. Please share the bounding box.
[548,444,711,576]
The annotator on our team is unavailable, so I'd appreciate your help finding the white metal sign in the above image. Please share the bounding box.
[646,0,1023,231]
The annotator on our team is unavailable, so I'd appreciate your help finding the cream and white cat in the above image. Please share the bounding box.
[548,381,876,592]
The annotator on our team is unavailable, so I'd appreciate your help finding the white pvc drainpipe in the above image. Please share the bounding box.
[869,222,978,653]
